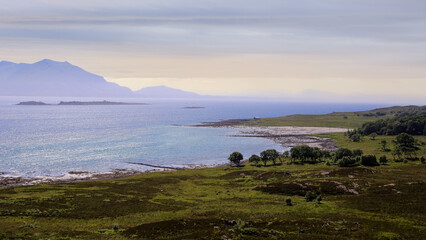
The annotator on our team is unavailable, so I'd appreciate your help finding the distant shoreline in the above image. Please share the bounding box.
[16,100,148,106]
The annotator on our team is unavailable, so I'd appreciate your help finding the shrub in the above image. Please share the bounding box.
[305,191,317,202]
[379,155,388,165]
[361,155,379,166]
[228,152,243,166]
[334,148,353,161]
[286,198,292,206]
[317,195,322,204]
[352,149,363,157]
[337,156,360,167]
[421,156,425,164]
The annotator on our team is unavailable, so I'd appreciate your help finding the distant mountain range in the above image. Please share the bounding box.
[0,59,202,98]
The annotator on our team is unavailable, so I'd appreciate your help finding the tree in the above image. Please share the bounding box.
[282,151,290,159]
[305,191,317,202]
[393,133,420,159]
[379,155,388,165]
[260,149,280,166]
[350,133,362,142]
[317,195,322,204]
[286,198,292,206]
[228,152,243,166]
[334,148,353,161]
[361,155,379,166]
[249,155,261,166]
[352,149,363,157]
[380,140,389,152]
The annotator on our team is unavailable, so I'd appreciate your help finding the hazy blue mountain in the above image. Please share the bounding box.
[134,85,201,98]
[0,59,133,97]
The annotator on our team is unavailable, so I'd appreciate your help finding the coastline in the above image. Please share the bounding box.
[2,119,347,188]
[195,120,348,151]
[0,161,238,188]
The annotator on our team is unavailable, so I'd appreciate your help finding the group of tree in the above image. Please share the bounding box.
[289,145,331,164]
[229,149,282,167]
[333,148,382,167]
[359,114,426,136]
[391,133,421,160]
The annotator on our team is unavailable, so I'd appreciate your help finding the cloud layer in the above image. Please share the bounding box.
[0,0,425,103]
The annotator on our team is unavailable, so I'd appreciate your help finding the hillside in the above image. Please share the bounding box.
[243,105,426,129]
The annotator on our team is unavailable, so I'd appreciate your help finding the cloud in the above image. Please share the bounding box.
[0,0,425,103]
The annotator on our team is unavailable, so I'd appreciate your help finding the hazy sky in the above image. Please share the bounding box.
[1,0,425,103]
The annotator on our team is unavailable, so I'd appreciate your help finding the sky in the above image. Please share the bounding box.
[0,0,425,104]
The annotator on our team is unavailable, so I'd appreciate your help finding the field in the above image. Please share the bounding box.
[243,105,425,129]
[1,148,425,239]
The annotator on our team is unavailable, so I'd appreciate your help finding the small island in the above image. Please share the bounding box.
[17,100,147,106]
[17,101,50,105]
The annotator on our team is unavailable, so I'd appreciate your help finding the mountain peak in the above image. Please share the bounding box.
[35,59,70,66]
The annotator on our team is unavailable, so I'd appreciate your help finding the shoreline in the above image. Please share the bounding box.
[195,121,348,151]
[2,121,347,188]
[0,161,238,188]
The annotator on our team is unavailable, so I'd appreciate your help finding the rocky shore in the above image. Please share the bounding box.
[195,120,348,151]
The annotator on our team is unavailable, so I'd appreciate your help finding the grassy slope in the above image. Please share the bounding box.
[1,162,425,239]
[313,133,426,159]
[243,105,426,129]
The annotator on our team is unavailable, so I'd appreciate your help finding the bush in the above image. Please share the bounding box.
[334,148,353,161]
[286,198,292,206]
[317,195,322,204]
[421,156,425,164]
[361,155,379,166]
[338,156,360,167]
[305,191,317,202]
[352,149,363,157]
[379,155,388,165]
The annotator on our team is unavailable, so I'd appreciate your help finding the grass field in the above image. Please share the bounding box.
[243,105,425,129]
[313,133,426,159]
[1,157,425,239]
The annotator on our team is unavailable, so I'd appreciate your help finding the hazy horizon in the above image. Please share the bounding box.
[1,1,425,104]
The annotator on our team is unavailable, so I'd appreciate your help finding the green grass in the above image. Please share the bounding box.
[313,133,426,159]
[1,159,425,239]
[242,105,425,129]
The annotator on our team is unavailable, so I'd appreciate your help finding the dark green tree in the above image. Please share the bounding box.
[260,149,280,166]
[393,133,419,158]
[379,155,388,165]
[249,154,261,166]
[228,152,243,166]
[380,140,389,152]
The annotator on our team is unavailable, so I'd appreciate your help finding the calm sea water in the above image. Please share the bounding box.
[0,96,386,177]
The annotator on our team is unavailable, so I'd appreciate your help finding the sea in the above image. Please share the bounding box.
[0,96,386,177]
